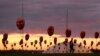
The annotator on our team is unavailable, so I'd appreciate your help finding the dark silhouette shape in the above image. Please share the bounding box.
[74,39,77,44]
[26,45,28,48]
[14,43,16,46]
[25,43,27,47]
[97,42,100,47]
[69,38,74,53]
[65,38,68,43]
[11,44,14,50]
[5,40,8,50]
[63,38,68,46]
[54,37,57,45]
[47,45,49,48]
[39,36,43,50]
[2,41,6,50]
[25,34,29,41]
[31,42,33,46]
[58,43,60,46]
[50,42,52,45]
[25,34,29,48]
[88,47,90,49]
[19,39,23,45]
[78,42,82,48]
[21,45,23,50]
[5,40,8,45]
[65,29,71,37]
[2,33,8,50]
[94,32,99,49]
[83,40,86,45]
[16,17,25,40]
[47,26,54,36]
[95,32,99,39]
[83,40,86,48]
[80,31,86,39]
[19,39,23,50]
[16,17,25,30]
[47,26,54,49]
[91,41,94,48]
[35,47,38,50]
[39,36,43,46]
[2,33,8,42]
[34,40,38,47]
[80,31,86,49]
[44,40,47,44]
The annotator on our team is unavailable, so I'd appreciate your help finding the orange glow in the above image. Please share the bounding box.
[0,33,100,50]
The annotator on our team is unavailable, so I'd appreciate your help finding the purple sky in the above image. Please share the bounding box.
[0,0,100,37]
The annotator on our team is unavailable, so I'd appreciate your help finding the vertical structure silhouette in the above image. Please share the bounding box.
[94,32,99,49]
[47,26,54,48]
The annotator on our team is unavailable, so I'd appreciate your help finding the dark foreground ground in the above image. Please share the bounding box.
[0,50,100,56]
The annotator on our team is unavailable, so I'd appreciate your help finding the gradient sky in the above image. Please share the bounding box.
[0,0,100,37]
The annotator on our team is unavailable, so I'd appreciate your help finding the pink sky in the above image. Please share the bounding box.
[0,0,100,37]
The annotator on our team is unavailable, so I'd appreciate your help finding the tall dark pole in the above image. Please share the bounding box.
[66,8,68,29]
[65,8,71,38]
[21,0,24,17]
[21,0,24,35]
[16,0,25,37]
